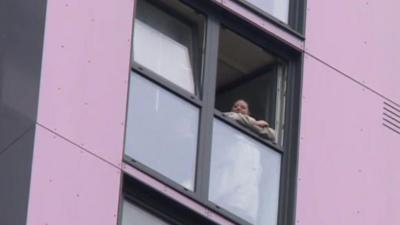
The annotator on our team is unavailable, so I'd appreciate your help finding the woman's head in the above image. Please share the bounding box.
[232,99,250,115]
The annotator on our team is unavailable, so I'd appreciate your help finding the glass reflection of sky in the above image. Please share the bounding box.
[209,119,281,225]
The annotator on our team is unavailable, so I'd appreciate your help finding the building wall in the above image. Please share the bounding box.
[26,0,134,224]
[297,0,400,225]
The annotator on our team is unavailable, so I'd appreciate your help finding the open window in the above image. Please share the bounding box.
[214,27,287,145]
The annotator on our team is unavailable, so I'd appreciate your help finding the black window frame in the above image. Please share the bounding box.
[124,0,303,225]
[233,0,307,36]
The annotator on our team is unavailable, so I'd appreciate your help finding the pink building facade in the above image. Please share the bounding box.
[1,0,399,225]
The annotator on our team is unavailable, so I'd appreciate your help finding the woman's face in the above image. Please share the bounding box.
[232,100,249,115]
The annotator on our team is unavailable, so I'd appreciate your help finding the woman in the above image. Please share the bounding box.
[224,99,276,143]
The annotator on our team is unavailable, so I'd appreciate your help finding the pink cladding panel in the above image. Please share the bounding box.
[27,125,121,225]
[305,0,400,102]
[296,55,400,225]
[37,0,135,166]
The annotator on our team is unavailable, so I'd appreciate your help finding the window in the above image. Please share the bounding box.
[122,175,218,225]
[215,27,287,145]
[124,0,302,225]
[209,119,281,225]
[244,0,290,23]
[125,72,199,190]
[122,200,171,225]
[235,0,306,33]
[132,0,205,94]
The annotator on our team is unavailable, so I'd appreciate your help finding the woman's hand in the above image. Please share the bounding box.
[255,120,269,128]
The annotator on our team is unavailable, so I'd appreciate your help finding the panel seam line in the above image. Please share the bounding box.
[0,125,36,157]
[304,51,400,107]
[36,122,121,170]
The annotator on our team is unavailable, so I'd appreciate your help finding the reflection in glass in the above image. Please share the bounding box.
[133,0,205,94]
[122,200,171,225]
[125,72,199,190]
[245,0,289,23]
[209,119,281,225]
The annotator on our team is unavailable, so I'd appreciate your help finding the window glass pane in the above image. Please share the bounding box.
[133,0,205,94]
[209,119,281,225]
[215,28,287,144]
[245,0,289,23]
[125,72,199,190]
[122,200,171,225]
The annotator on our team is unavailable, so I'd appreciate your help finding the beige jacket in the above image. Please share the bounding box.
[223,112,276,143]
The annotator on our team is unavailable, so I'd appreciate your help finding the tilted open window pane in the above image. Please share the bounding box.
[244,0,289,23]
[121,200,171,225]
[215,28,287,145]
[125,72,199,191]
[133,0,205,94]
[209,119,282,225]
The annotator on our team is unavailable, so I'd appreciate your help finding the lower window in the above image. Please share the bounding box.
[122,175,218,225]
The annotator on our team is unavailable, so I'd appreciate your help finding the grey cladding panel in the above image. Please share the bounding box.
[0,127,35,225]
[0,0,47,152]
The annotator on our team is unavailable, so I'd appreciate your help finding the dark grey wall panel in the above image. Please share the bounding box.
[0,127,35,225]
[0,0,47,152]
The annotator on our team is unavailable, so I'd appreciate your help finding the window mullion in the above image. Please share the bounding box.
[195,16,220,199]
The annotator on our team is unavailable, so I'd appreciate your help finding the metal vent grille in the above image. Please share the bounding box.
[383,101,400,135]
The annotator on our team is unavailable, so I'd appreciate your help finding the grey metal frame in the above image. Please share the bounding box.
[123,0,304,225]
